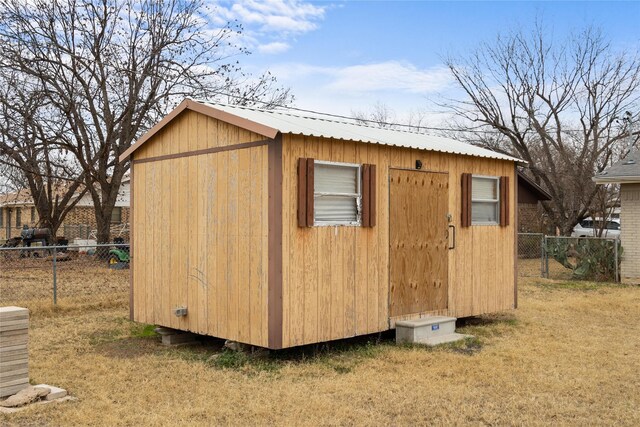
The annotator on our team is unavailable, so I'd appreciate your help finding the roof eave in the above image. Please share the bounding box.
[593,175,640,184]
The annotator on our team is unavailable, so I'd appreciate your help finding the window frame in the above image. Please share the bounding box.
[471,175,500,226]
[313,160,362,227]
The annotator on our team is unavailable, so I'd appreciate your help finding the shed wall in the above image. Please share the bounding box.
[281,135,516,348]
[132,110,270,347]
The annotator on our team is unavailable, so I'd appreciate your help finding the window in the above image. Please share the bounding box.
[471,176,500,224]
[111,207,122,224]
[16,207,21,227]
[461,173,509,227]
[314,161,361,225]
[30,207,35,224]
[297,158,376,227]
[0,208,3,227]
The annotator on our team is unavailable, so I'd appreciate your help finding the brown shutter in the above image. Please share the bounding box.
[500,175,510,227]
[369,164,376,227]
[461,173,472,227]
[361,164,376,227]
[306,158,314,226]
[297,158,307,227]
[297,158,315,227]
[362,165,370,227]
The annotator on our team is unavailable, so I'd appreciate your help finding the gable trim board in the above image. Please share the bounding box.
[125,102,519,349]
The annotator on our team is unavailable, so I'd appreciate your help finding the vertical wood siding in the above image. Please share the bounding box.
[132,111,269,347]
[281,135,516,348]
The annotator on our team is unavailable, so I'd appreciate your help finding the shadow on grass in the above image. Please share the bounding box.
[95,325,398,374]
[94,315,521,373]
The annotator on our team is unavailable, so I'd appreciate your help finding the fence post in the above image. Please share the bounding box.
[52,246,57,305]
[543,235,549,279]
[614,238,619,283]
[539,234,544,278]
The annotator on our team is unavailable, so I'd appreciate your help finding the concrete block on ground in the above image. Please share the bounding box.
[395,316,474,347]
[0,381,29,399]
[0,306,29,399]
[34,384,67,401]
[161,332,198,346]
[396,316,457,344]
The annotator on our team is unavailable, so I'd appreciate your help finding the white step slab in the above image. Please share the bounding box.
[417,333,474,347]
[396,316,457,343]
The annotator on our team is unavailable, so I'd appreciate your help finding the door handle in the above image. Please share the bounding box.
[448,225,456,250]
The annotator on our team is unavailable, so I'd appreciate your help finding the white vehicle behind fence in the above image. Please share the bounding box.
[571,218,621,238]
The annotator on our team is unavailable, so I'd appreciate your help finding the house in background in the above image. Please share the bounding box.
[517,170,552,233]
[0,177,130,242]
[594,149,640,284]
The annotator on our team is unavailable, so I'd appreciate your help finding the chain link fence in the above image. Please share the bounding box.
[518,233,621,282]
[0,243,130,309]
[517,233,545,277]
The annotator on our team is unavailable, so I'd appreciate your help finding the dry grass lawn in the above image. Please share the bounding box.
[2,277,640,426]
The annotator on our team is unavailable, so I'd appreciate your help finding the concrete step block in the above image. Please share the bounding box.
[396,316,457,344]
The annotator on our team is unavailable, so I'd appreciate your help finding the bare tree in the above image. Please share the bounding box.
[441,25,640,234]
[352,101,430,133]
[0,72,87,238]
[0,0,293,243]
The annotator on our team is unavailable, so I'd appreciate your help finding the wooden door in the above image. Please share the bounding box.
[389,169,449,318]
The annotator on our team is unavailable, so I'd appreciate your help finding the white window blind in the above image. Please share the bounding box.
[314,162,360,224]
[471,176,499,224]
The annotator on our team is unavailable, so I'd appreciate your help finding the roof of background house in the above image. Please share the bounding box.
[593,149,640,184]
[0,174,130,208]
[0,189,32,206]
[120,99,526,165]
[517,170,552,201]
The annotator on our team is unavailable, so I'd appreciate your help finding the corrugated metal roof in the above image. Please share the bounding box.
[593,149,640,183]
[198,101,525,164]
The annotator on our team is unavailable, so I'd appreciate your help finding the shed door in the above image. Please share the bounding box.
[389,169,449,318]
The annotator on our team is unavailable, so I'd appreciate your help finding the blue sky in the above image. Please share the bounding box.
[214,1,640,121]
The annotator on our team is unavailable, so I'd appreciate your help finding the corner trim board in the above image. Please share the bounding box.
[129,165,135,321]
[268,134,284,349]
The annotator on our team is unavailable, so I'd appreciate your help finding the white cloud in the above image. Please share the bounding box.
[264,60,459,122]
[270,61,454,94]
[328,62,453,94]
[257,41,291,54]
[227,0,326,34]
[208,0,326,49]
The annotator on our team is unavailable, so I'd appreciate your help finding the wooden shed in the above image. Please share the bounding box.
[119,100,524,349]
